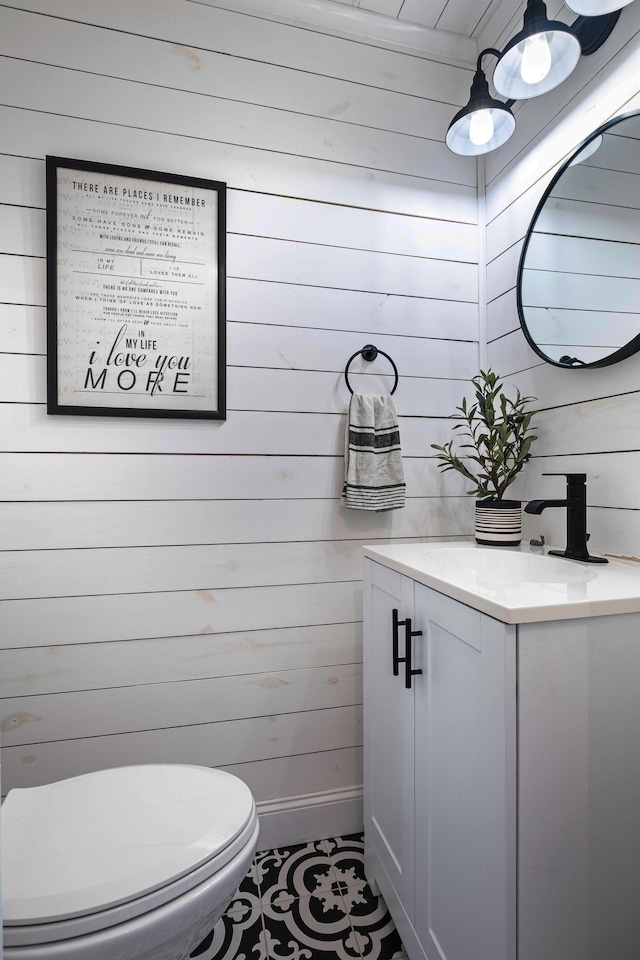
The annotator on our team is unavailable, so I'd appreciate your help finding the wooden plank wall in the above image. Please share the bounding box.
[0,0,478,814]
[484,0,640,559]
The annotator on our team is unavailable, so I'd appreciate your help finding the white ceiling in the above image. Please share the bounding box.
[328,0,509,40]
[195,0,572,68]
[327,0,573,47]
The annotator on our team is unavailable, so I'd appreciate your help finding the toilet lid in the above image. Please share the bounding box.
[2,764,255,925]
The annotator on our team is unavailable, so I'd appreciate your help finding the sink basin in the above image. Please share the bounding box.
[422,547,596,585]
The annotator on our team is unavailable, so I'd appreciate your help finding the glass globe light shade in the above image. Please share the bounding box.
[493,0,581,100]
[565,0,633,14]
[568,134,603,166]
[446,70,516,156]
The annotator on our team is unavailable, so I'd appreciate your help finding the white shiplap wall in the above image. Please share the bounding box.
[485,1,640,561]
[0,0,478,842]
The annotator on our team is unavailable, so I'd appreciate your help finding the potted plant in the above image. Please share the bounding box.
[431,369,537,546]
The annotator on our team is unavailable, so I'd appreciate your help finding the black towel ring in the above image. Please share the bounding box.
[344,344,399,395]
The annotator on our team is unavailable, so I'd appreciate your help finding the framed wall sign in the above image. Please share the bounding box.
[46,156,226,419]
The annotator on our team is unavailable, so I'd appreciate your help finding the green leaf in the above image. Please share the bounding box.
[431,368,537,499]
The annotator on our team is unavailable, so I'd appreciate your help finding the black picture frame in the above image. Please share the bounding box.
[46,156,226,419]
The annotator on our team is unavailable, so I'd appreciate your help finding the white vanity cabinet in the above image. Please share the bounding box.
[363,549,640,960]
[363,558,516,960]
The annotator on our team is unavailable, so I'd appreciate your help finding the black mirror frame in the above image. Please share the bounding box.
[517,108,640,370]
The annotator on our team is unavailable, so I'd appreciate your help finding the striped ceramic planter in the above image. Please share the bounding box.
[475,499,522,546]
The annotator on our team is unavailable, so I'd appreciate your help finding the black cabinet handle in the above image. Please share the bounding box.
[404,618,423,690]
[392,608,406,676]
[392,609,422,688]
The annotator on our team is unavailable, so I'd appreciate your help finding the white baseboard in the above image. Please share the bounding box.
[255,785,363,851]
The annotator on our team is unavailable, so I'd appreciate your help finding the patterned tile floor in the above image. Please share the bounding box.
[190,833,406,960]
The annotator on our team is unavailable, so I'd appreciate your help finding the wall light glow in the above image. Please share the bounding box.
[520,33,552,85]
[469,109,495,146]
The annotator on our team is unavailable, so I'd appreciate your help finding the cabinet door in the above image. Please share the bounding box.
[363,559,416,916]
[413,585,516,960]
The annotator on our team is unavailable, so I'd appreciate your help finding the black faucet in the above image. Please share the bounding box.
[524,473,608,564]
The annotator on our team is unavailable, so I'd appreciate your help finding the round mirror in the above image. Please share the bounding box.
[518,110,640,368]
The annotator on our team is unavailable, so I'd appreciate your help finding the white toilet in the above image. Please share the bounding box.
[1,764,259,960]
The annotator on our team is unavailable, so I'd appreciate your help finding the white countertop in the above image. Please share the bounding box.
[363,540,640,624]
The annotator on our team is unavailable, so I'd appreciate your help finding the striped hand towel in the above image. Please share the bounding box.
[342,393,406,511]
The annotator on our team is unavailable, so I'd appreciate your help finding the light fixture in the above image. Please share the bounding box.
[445,0,633,155]
[493,0,581,100]
[446,53,516,157]
[568,133,603,165]
[566,0,633,14]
